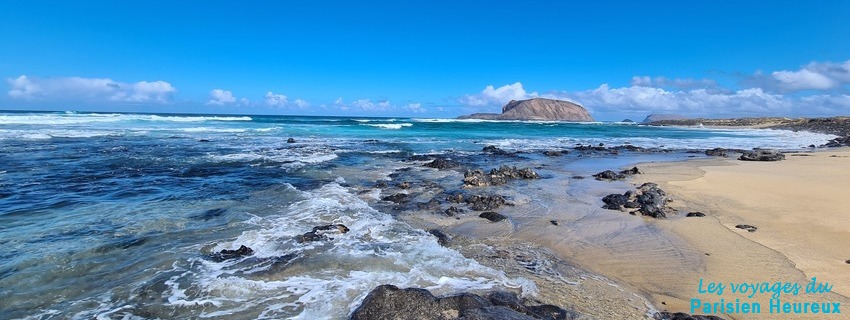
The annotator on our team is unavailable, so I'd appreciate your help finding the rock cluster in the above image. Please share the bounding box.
[350,285,581,320]
[424,158,459,169]
[465,194,510,211]
[602,183,672,218]
[464,166,539,187]
[479,211,507,222]
[482,145,513,156]
[209,245,254,262]
[739,149,785,161]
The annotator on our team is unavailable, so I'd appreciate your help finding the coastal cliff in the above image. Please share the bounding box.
[458,98,594,121]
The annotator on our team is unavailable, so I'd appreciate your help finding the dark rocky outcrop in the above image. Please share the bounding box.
[482,145,512,156]
[686,212,706,217]
[543,150,565,156]
[287,138,296,143]
[296,224,350,243]
[735,224,758,232]
[417,198,441,210]
[463,166,539,187]
[424,158,459,169]
[350,285,579,320]
[209,245,254,262]
[382,193,410,204]
[739,149,785,161]
[427,229,451,247]
[479,211,507,222]
[466,195,511,211]
[704,148,728,157]
[642,114,687,123]
[458,98,594,122]
[601,182,672,218]
[447,193,465,204]
[593,167,640,181]
[654,311,725,320]
[444,206,464,216]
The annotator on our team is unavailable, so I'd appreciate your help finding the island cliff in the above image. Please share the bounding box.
[458,98,594,121]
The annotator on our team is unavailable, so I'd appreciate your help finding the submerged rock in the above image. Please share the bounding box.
[287,137,296,143]
[427,229,451,247]
[739,149,785,161]
[479,211,507,222]
[446,193,465,203]
[444,206,464,216]
[424,158,459,169]
[482,145,512,156]
[209,245,254,262]
[350,285,578,320]
[382,193,410,204]
[296,224,350,243]
[592,170,624,181]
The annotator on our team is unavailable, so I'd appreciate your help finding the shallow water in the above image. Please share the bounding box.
[0,111,837,319]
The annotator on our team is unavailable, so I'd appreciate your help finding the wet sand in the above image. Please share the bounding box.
[396,149,850,319]
[631,148,850,318]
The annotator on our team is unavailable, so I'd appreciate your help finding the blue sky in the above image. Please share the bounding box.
[2,1,849,120]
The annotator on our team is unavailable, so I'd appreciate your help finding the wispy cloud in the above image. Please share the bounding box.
[6,75,176,103]
[206,89,237,105]
[744,60,850,93]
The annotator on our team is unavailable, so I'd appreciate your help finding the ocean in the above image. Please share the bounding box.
[0,111,835,319]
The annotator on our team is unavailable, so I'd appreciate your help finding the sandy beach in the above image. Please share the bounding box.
[630,148,850,318]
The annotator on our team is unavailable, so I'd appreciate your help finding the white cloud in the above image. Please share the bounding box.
[207,89,237,105]
[407,102,426,113]
[6,75,175,103]
[771,69,836,91]
[264,91,288,107]
[294,99,310,108]
[459,82,534,107]
[351,99,391,111]
[744,59,850,92]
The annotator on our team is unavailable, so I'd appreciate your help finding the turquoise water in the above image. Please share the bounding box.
[0,111,835,319]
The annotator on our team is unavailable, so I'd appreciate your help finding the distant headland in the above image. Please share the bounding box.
[458,98,594,121]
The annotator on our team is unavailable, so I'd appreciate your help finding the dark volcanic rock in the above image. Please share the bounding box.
[464,166,539,187]
[417,198,441,210]
[427,229,451,246]
[424,158,459,169]
[705,148,728,157]
[550,220,559,225]
[686,212,706,217]
[654,311,725,320]
[209,245,254,262]
[374,181,389,188]
[286,137,296,143]
[446,193,465,203]
[593,170,625,181]
[350,285,578,320]
[637,183,669,218]
[620,167,641,175]
[466,195,510,211]
[739,149,785,161]
[602,194,629,209]
[382,193,410,204]
[397,182,411,189]
[296,224,350,243]
[482,145,512,156]
[543,150,565,156]
[444,206,464,216]
[479,211,507,222]
[735,224,758,232]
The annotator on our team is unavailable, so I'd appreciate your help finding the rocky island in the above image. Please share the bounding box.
[458,98,594,121]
